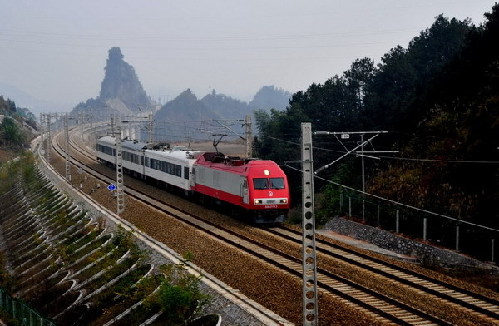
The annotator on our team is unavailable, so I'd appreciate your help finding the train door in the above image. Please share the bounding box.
[141,150,146,180]
[241,179,249,204]
[190,167,196,188]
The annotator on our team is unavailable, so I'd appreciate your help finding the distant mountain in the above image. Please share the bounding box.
[200,89,251,119]
[151,86,292,141]
[73,47,153,119]
[249,85,291,111]
[68,47,291,138]
[152,89,220,142]
[156,89,218,121]
[99,47,151,111]
[157,86,291,124]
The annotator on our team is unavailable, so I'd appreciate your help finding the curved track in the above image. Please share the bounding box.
[46,126,499,325]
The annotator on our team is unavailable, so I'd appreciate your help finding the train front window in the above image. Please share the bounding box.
[253,178,268,190]
[269,177,285,189]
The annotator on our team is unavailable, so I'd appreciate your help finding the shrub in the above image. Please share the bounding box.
[153,259,210,325]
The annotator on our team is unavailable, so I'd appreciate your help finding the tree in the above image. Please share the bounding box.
[252,13,478,224]
[0,116,25,148]
[364,15,472,131]
[368,4,499,225]
[344,57,376,111]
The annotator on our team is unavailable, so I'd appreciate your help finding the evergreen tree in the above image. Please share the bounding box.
[0,116,25,148]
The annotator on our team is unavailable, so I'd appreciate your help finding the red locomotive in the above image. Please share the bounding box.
[96,136,289,223]
[192,152,290,223]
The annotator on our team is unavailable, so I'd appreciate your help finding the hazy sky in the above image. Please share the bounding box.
[0,0,496,111]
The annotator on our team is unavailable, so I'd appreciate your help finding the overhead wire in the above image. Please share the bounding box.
[283,163,499,233]
[149,119,246,143]
[374,155,499,164]
[259,133,499,232]
[262,134,499,164]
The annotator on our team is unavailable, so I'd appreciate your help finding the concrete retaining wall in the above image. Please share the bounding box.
[324,216,498,272]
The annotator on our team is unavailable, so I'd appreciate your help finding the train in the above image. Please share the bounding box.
[96,136,290,223]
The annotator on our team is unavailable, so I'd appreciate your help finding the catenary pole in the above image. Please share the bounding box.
[64,113,71,182]
[245,115,252,158]
[301,122,319,325]
[115,122,125,215]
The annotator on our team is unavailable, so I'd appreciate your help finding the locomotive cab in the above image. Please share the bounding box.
[193,153,290,224]
[246,167,289,223]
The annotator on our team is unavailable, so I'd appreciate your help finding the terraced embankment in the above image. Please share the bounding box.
[0,156,230,325]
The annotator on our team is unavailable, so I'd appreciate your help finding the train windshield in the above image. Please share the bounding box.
[253,177,285,190]
[253,178,268,190]
[269,178,285,189]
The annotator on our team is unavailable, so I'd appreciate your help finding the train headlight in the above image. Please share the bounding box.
[280,199,288,204]
[254,199,262,204]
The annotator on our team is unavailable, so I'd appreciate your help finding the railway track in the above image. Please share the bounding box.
[266,226,499,321]
[46,126,499,325]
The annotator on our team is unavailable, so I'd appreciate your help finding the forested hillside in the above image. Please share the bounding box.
[0,96,36,161]
[255,4,499,228]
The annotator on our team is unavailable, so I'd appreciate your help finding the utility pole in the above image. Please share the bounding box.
[46,113,52,163]
[89,108,93,130]
[314,130,389,177]
[201,118,250,153]
[107,114,125,214]
[39,113,45,155]
[244,115,252,158]
[301,122,318,326]
[121,114,153,143]
[110,114,115,136]
[79,111,84,142]
[64,113,71,182]
[360,133,365,219]
[147,113,153,143]
[115,121,125,215]
[314,130,393,221]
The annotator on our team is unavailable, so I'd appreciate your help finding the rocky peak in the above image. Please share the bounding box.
[99,47,151,111]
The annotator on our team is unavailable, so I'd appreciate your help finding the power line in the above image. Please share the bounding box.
[375,155,499,164]
[262,134,499,165]
[314,134,381,174]
[283,163,499,233]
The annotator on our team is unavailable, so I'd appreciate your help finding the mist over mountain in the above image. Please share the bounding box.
[249,86,291,111]
[200,90,250,119]
[149,86,291,142]
[71,47,291,129]
[156,89,219,122]
[155,85,291,123]
[152,89,217,142]
[0,82,69,116]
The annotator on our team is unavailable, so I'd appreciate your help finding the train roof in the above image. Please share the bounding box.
[97,136,204,161]
[195,152,284,176]
[123,139,148,151]
[97,135,116,144]
[97,136,148,151]
[146,147,204,161]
